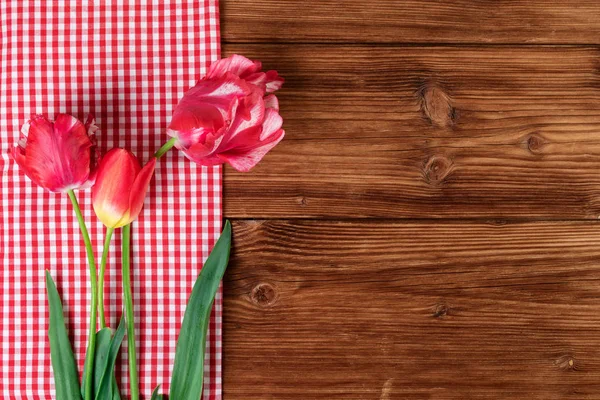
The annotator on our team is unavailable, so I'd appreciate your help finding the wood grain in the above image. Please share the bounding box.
[220,1,600,398]
[224,220,600,399]
[221,1,600,44]
[222,44,600,219]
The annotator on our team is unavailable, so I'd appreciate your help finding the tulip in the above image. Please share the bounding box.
[11,114,97,192]
[92,149,156,228]
[167,54,285,172]
[12,114,101,400]
[92,149,155,399]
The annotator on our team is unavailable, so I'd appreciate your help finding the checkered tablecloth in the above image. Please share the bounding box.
[0,1,222,398]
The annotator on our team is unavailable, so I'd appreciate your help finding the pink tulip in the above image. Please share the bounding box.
[92,149,156,228]
[11,114,97,192]
[167,54,285,172]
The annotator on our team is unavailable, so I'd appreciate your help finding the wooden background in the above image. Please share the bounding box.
[219,1,600,398]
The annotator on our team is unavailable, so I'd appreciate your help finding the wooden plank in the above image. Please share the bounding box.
[220,0,600,44]
[223,220,600,399]
[222,44,600,219]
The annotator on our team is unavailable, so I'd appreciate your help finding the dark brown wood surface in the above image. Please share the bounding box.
[220,1,600,398]
[225,220,600,399]
[222,44,600,220]
[221,1,600,44]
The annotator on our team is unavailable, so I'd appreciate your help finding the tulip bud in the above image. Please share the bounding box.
[92,149,156,228]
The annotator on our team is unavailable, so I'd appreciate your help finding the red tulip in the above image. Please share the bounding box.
[92,149,156,228]
[11,114,97,192]
[167,54,285,172]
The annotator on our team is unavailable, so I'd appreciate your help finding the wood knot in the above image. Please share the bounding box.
[555,354,578,372]
[297,196,309,207]
[423,155,453,185]
[418,81,455,128]
[251,283,277,307]
[526,134,547,154]
[432,303,450,318]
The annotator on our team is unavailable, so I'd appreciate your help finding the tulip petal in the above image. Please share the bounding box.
[84,114,99,137]
[242,72,268,94]
[265,70,284,93]
[216,106,282,154]
[169,73,251,144]
[219,129,285,172]
[206,54,259,80]
[180,149,224,167]
[224,92,265,143]
[259,108,284,141]
[92,149,140,228]
[180,135,224,166]
[263,94,279,111]
[124,157,156,226]
[49,114,93,190]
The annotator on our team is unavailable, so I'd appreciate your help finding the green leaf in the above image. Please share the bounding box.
[169,221,232,400]
[151,385,164,400]
[45,271,82,400]
[79,320,125,400]
[94,329,112,391]
[96,316,126,399]
[81,328,117,399]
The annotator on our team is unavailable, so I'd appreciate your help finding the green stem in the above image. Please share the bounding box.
[154,137,177,159]
[110,136,174,399]
[98,227,114,329]
[122,223,139,400]
[67,189,97,400]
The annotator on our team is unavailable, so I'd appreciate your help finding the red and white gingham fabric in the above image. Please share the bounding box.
[0,1,222,398]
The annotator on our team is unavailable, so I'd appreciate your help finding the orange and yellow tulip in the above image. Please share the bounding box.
[92,148,156,228]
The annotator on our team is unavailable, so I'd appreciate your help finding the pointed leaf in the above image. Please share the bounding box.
[94,329,113,389]
[151,385,164,400]
[96,316,126,399]
[80,328,115,398]
[45,271,82,400]
[169,221,231,400]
